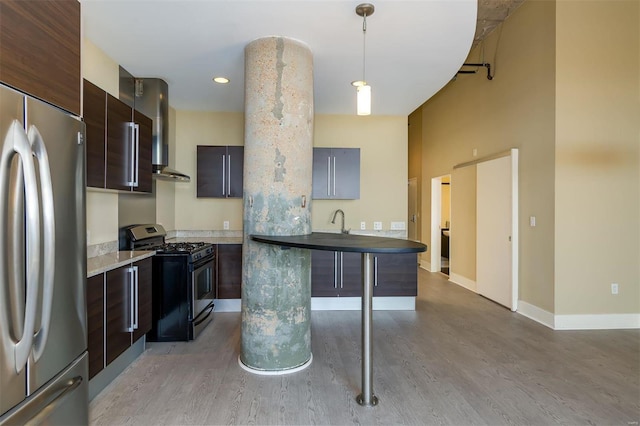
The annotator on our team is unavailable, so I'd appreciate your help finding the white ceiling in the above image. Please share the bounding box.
[82,0,477,116]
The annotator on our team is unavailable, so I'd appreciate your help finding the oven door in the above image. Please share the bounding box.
[191,256,215,317]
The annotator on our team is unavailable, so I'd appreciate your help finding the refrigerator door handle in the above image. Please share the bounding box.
[27,125,56,362]
[18,375,83,426]
[0,120,41,374]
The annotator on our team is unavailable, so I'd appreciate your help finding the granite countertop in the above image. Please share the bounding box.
[87,251,156,278]
[169,236,243,245]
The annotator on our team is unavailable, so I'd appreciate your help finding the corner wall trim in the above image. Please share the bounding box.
[517,301,554,329]
[448,273,477,293]
[554,313,640,330]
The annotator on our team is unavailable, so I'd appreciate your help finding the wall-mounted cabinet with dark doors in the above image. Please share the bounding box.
[0,0,81,115]
[83,79,152,193]
[312,148,360,199]
[197,146,244,198]
[86,257,152,379]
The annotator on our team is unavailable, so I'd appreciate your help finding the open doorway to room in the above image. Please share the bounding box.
[430,174,451,276]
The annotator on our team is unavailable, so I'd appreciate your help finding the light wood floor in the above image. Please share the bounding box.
[90,270,640,425]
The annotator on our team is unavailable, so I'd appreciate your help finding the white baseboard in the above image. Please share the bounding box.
[215,297,416,312]
[517,301,640,330]
[448,273,477,293]
[214,299,242,312]
[311,297,415,311]
[554,313,640,330]
[517,301,555,329]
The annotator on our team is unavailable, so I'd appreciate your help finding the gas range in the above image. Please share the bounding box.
[119,224,216,341]
[152,242,214,262]
[120,224,214,263]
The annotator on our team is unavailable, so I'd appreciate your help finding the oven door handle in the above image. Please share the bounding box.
[193,301,214,327]
[190,255,215,271]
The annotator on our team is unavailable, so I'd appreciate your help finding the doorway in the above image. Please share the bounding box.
[430,174,451,275]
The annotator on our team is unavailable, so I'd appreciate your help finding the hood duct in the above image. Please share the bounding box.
[133,78,190,182]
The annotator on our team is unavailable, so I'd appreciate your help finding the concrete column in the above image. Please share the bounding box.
[241,37,314,373]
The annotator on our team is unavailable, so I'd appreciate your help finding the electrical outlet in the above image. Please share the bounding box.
[223,221,229,230]
[611,283,619,295]
[360,221,366,230]
[473,148,478,157]
[530,216,536,227]
[390,221,406,230]
[373,221,382,230]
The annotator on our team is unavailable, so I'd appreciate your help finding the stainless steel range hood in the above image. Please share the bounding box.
[133,77,191,182]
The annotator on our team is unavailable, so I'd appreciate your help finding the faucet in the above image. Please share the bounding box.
[331,209,349,234]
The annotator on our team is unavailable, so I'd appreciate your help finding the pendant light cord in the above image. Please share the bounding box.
[362,13,367,84]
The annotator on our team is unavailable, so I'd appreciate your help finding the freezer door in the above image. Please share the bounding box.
[0,352,88,425]
[0,85,28,417]
[24,97,87,395]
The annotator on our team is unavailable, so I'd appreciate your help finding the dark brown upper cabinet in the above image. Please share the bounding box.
[312,148,360,199]
[0,0,81,115]
[197,145,244,198]
[83,80,153,193]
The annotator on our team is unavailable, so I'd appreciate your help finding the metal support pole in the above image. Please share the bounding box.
[356,252,378,406]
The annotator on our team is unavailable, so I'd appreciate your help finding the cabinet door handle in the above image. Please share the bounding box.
[222,154,226,196]
[333,251,338,288]
[127,266,139,332]
[332,156,336,196]
[127,123,136,187]
[326,157,331,196]
[374,257,378,287]
[227,154,231,196]
[340,252,343,289]
[133,265,139,330]
[134,124,139,187]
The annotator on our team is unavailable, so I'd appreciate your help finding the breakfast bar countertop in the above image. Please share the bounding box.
[250,232,426,253]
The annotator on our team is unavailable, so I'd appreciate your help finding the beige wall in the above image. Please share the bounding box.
[418,0,557,311]
[417,0,639,316]
[555,0,640,315]
[173,111,245,231]
[171,111,408,232]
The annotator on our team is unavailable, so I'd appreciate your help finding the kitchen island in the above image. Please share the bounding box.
[251,232,426,407]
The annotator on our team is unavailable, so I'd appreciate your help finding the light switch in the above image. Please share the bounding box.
[530,216,536,227]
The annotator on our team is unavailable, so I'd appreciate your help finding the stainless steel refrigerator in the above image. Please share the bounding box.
[0,83,88,424]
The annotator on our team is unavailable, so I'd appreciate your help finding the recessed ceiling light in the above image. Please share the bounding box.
[213,77,230,84]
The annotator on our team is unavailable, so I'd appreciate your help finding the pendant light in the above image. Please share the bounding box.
[353,3,374,116]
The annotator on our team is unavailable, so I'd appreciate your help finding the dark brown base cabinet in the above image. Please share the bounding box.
[88,257,152,379]
[372,253,418,297]
[86,274,105,379]
[311,251,418,298]
[311,251,361,297]
[216,244,242,299]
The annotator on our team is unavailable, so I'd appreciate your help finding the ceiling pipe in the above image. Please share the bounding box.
[457,62,493,80]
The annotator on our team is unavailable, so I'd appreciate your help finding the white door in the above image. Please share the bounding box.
[476,152,518,310]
